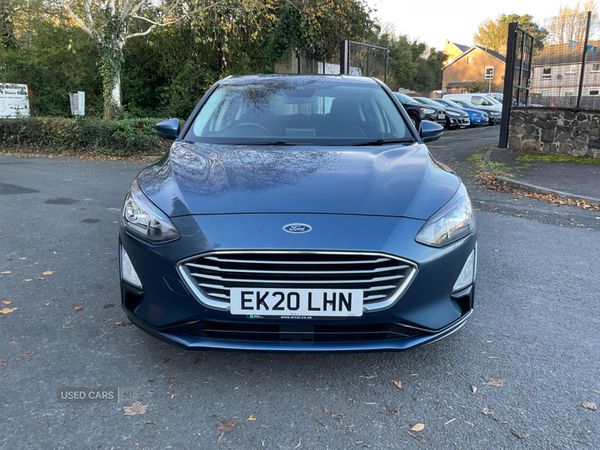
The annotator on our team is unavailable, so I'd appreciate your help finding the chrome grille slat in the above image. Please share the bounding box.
[189,273,405,284]
[178,251,417,312]
[186,263,407,276]
[204,256,391,265]
[364,285,397,292]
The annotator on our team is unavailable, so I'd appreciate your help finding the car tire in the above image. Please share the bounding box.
[410,115,421,131]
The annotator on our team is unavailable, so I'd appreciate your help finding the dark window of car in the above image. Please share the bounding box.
[472,96,493,106]
[185,80,411,145]
[393,93,420,105]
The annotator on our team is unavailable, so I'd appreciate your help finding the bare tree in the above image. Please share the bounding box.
[545,0,598,44]
[58,0,182,118]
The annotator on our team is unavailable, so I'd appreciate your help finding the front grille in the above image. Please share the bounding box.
[178,251,417,312]
[169,321,423,343]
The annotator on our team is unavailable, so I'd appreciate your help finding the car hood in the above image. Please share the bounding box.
[414,102,443,113]
[445,107,469,117]
[461,108,487,116]
[137,141,459,220]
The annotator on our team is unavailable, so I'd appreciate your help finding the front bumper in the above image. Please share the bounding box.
[120,213,476,351]
[472,117,489,126]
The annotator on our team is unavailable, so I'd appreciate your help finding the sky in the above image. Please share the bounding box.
[366,0,572,51]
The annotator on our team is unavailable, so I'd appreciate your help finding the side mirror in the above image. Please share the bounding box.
[155,119,180,141]
[420,120,443,143]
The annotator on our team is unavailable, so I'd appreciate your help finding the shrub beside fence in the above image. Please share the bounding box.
[0,117,170,156]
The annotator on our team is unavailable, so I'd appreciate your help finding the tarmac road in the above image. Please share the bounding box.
[1,129,599,449]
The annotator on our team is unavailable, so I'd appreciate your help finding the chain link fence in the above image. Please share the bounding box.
[295,42,389,83]
[527,10,600,109]
[347,41,388,83]
[296,49,341,75]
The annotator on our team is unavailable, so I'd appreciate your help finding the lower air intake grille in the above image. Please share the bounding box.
[178,251,417,312]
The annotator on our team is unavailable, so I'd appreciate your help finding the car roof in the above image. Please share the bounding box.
[220,74,381,87]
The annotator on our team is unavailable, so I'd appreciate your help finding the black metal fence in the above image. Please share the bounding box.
[340,41,388,83]
[296,49,341,75]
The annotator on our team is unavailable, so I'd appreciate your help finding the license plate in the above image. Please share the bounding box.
[230,288,363,317]
[438,114,445,119]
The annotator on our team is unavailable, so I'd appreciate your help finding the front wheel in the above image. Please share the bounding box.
[410,115,421,132]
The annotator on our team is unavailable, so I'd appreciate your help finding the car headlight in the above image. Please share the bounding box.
[122,180,180,243]
[446,111,460,117]
[420,108,435,114]
[415,183,475,247]
[489,111,500,116]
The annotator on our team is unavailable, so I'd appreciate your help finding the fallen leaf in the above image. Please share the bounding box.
[217,432,225,442]
[194,356,207,365]
[145,421,156,425]
[115,321,133,327]
[0,358,6,363]
[216,420,238,432]
[1,301,11,304]
[392,380,402,389]
[0,308,15,315]
[309,406,317,410]
[487,378,504,387]
[360,375,376,379]
[42,271,53,276]
[24,279,32,282]
[410,423,425,431]
[324,406,345,422]
[471,385,477,394]
[246,414,256,421]
[123,401,149,416]
[74,306,82,311]
[170,393,177,399]
[19,257,26,260]
[0,271,11,275]
[511,429,525,439]
[160,358,170,364]
[582,401,597,411]
[16,349,39,361]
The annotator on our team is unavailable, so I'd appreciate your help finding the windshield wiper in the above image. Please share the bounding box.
[232,141,305,146]
[351,138,416,146]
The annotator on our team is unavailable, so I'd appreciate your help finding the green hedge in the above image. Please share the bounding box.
[0,117,172,156]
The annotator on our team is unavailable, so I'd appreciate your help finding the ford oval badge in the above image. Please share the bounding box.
[283,223,312,234]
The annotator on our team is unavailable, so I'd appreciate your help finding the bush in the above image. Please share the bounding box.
[0,117,171,156]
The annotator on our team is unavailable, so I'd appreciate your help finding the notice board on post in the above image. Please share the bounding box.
[0,83,30,118]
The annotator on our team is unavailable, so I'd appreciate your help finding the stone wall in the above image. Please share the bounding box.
[508,108,600,160]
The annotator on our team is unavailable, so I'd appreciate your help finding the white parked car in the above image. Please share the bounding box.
[443,93,502,111]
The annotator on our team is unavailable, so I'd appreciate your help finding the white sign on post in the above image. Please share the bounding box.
[69,91,85,116]
[0,83,30,118]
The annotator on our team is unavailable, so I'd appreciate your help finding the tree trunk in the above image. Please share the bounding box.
[100,26,125,120]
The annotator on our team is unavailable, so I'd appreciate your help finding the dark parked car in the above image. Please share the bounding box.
[446,98,501,125]
[431,98,490,127]
[119,75,477,351]
[413,97,470,129]
[393,93,446,129]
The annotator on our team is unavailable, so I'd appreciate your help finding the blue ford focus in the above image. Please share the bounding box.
[119,75,477,351]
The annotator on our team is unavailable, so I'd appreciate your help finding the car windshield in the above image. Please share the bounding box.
[185,79,412,145]
[416,98,441,107]
[394,93,420,105]
[486,96,501,104]
[456,100,478,108]
[442,99,464,108]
